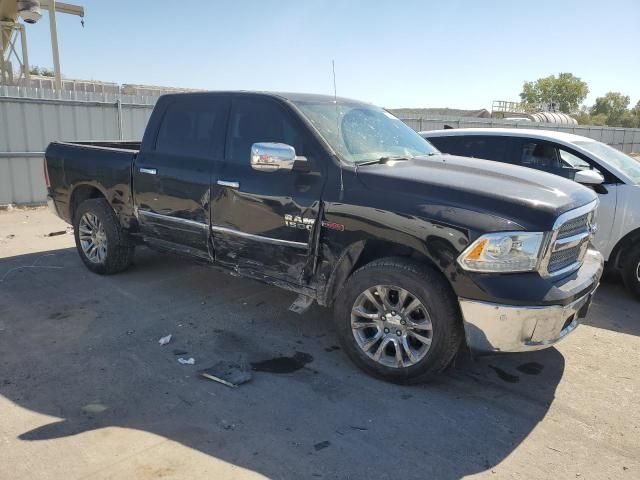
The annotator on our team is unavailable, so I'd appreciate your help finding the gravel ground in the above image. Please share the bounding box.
[0,208,638,480]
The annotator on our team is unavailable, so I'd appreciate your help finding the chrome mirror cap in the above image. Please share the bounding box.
[250,142,307,172]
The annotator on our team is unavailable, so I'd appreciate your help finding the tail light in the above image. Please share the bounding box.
[43,158,50,188]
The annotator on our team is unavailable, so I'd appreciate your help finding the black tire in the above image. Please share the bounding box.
[333,257,463,384]
[622,243,640,298]
[73,198,134,275]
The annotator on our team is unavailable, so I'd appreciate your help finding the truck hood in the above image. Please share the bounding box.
[355,154,597,231]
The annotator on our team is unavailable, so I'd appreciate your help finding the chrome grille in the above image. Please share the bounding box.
[548,245,583,272]
[557,213,589,239]
[542,201,597,277]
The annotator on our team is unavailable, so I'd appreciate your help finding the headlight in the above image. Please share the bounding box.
[458,232,545,273]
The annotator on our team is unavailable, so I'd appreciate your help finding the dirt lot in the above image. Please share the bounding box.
[0,208,638,480]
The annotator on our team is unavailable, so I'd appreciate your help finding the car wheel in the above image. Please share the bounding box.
[73,198,134,274]
[622,243,640,298]
[333,257,463,384]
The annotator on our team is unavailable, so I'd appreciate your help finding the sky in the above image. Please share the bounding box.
[21,0,640,110]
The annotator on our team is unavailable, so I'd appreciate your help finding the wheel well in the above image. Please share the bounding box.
[609,227,640,270]
[69,185,106,222]
[321,239,444,307]
[352,240,437,273]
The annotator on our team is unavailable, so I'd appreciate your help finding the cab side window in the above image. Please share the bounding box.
[516,140,609,181]
[227,97,305,164]
[155,98,227,158]
[520,142,562,170]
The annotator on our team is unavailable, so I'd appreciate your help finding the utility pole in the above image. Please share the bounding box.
[40,0,85,90]
[47,0,61,89]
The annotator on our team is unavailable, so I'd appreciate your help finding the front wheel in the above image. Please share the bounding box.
[622,244,640,299]
[333,257,463,384]
[73,198,135,275]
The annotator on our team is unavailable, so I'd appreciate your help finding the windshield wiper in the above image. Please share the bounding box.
[355,155,412,167]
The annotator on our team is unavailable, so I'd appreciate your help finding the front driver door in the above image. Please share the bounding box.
[210,95,326,285]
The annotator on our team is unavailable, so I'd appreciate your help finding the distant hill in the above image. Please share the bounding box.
[389,108,491,118]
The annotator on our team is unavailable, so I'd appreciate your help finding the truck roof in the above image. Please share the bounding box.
[420,128,597,145]
[157,90,368,105]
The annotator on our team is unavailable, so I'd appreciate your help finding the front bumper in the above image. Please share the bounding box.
[459,249,603,354]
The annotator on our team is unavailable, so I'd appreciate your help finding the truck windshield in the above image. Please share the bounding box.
[293,100,439,164]
[574,141,640,185]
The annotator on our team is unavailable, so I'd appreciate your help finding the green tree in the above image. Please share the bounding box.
[590,92,631,126]
[28,66,55,77]
[520,73,589,114]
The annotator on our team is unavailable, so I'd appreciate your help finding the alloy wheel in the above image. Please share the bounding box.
[78,212,107,264]
[351,285,433,368]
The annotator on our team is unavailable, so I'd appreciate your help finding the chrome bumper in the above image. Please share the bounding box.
[459,250,602,354]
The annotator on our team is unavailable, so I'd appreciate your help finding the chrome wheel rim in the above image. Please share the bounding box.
[78,212,107,264]
[636,261,640,283]
[351,285,433,368]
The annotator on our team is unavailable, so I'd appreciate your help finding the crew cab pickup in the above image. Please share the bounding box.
[45,92,603,383]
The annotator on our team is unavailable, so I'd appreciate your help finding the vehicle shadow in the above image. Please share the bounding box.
[0,247,565,479]
[582,280,640,337]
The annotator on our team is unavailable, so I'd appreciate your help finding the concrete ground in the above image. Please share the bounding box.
[0,207,638,480]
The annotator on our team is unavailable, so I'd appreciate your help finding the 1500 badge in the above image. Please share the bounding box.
[284,215,344,232]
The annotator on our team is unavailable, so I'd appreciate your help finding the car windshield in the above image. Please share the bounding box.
[293,100,439,164]
[574,141,640,184]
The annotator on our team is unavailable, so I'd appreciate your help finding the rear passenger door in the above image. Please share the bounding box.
[210,95,326,285]
[133,95,230,257]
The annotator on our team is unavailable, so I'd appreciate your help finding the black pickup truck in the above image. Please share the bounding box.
[45,92,603,383]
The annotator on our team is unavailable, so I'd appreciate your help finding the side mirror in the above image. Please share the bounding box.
[251,142,308,172]
[574,169,604,185]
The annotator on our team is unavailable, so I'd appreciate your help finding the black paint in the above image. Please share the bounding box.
[489,365,520,383]
[251,352,313,374]
[517,362,544,375]
[314,441,330,451]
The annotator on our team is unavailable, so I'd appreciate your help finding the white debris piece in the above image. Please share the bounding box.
[158,334,172,345]
[178,357,195,365]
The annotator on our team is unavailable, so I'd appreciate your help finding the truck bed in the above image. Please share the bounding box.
[62,140,141,151]
[45,141,139,224]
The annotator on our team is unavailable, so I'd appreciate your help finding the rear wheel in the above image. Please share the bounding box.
[622,244,640,299]
[333,257,463,384]
[73,198,134,274]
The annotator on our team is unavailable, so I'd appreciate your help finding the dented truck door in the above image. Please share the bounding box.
[133,95,230,257]
[210,94,325,284]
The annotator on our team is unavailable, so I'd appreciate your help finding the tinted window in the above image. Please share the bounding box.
[519,141,560,169]
[428,135,509,162]
[427,136,466,156]
[155,98,227,157]
[227,97,305,164]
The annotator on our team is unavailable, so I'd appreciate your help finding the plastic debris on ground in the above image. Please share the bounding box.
[45,230,67,237]
[199,360,252,388]
[178,357,195,365]
[158,334,172,345]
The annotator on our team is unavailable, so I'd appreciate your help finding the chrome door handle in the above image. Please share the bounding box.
[139,167,157,175]
[217,180,240,188]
